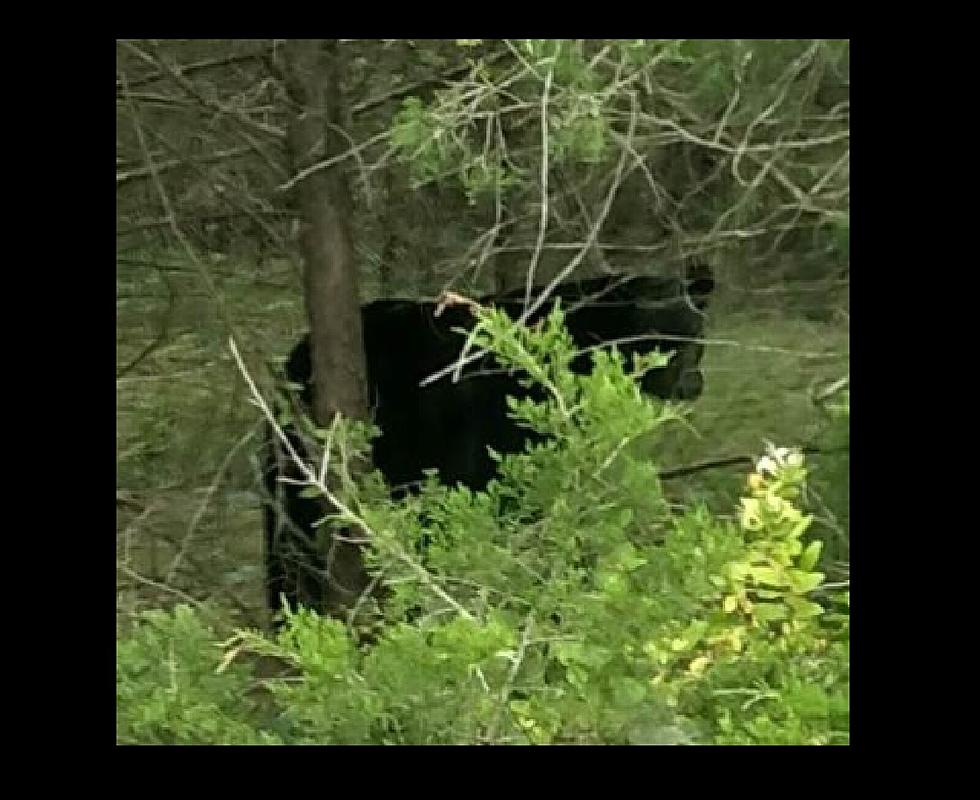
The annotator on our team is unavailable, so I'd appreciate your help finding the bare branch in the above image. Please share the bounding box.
[116,146,252,186]
[119,40,285,139]
[660,444,846,482]
[522,46,557,308]
[117,44,273,92]
[118,563,208,611]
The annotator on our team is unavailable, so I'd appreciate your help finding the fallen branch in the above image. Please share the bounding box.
[659,444,847,481]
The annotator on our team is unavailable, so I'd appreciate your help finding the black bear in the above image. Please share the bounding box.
[262,264,715,616]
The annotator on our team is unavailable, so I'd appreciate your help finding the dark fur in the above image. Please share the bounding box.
[263,266,715,615]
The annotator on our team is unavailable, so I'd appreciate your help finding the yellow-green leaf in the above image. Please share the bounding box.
[799,540,823,571]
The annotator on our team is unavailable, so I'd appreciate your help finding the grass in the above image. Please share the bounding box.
[657,309,849,508]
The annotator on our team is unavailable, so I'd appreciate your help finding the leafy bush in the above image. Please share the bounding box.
[116,604,279,744]
[117,304,848,744]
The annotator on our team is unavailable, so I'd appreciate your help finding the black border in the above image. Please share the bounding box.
[108,35,885,755]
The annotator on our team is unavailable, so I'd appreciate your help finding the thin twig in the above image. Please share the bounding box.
[118,563,208,611]
[523,45,557,308]
[165,423,261,585]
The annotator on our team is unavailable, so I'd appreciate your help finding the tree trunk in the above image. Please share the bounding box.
[282,39,371,619]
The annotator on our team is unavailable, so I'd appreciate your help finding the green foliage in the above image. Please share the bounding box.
[829,216,850,261]
[460,154,524,206]
[551,99,609,165]
[390,97,463,186]
[117,306,848,744]
[390,39,620,192]
[116,605,279,744]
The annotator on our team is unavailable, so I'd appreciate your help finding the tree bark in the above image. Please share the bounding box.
[281,39,371,618]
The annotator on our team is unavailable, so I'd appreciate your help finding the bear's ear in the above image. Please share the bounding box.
[685,262,715,308]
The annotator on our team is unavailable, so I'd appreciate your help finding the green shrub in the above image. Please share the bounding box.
[117,304,848,744]
[116,604,280,744]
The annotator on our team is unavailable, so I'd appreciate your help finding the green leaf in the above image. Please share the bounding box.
[788,570,825,594]
[789,514,814,539]
[785,596,825,619]
[788,683,830,721]
[799,540,823,572]
[747,565,782,586]
[612,676,648,706]
[752,602,788,624]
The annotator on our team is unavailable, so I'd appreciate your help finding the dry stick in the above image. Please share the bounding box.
[117,125,284,191]
[731,41,821,186]
[117,46,273,92]
[523,45,557,309]
[119,501,159,579]
[132,40,286,139]
[118,563,208,612]
[420,92,639,390]
[276,130,389,192]
[636,106,848,160]
[116,146,253,185]
[503,39,545,81]
[707,151,777,242]
[227,337,474,623]
[147,526,261,624]
[658,93,805,245]
[638,86,848,226]
[813,375,849,404]
[716,93,847,223]
[317,414,342,488]
[229,117,291,180]
[712,53,750,147]
[114,92,199,108]
[659,445,844,482]
[118,210,290,233]
[473,115,513,282]
[582,331,842,360]
[444,218,519,293]
[493,241,673,254]
[810,149,850,197]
